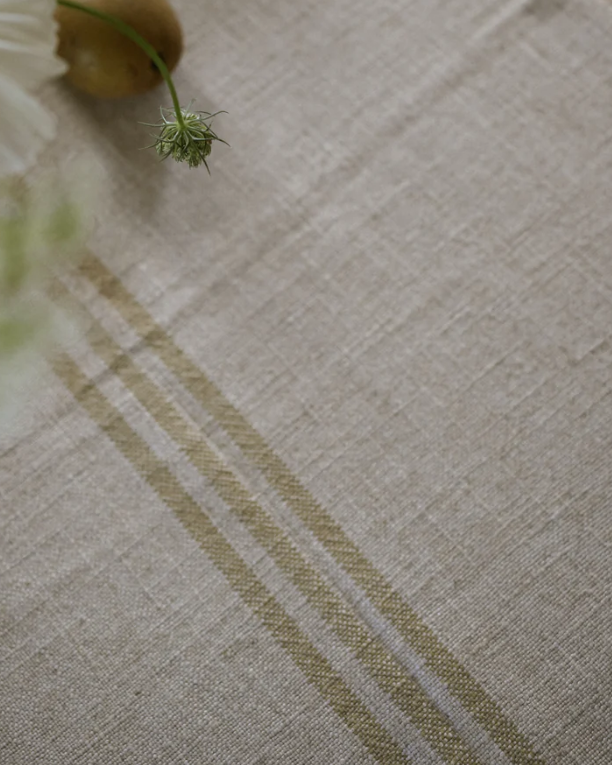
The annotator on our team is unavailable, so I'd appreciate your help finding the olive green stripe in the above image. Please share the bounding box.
[54,279,483,765]
[53,350,411,765]
[79,251,547,765]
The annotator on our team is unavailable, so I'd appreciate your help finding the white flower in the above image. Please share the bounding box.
[0,0,67,177]
[0,172,86,427]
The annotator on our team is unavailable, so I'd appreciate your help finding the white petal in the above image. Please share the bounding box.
[0,72,56,176]
[0,1,66,90]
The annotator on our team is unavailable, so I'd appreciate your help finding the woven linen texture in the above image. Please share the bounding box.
[1,0,611,763]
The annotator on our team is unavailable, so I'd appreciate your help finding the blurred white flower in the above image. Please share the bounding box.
[0,173,87,426]
[0,3,83,429]
[0,0,67,176]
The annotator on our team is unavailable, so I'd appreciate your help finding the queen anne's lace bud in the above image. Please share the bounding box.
[148,107,228,171]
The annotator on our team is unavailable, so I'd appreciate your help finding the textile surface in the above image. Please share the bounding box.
[1,0,612,763]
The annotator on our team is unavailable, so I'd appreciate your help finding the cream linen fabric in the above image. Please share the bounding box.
[1,0,612,763]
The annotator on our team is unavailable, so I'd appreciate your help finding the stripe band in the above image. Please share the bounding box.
[78,252,547,765]
[54,277,485,765]
[53,351,412,765]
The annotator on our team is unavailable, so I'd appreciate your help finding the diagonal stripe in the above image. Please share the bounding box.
[52,350,412,765]
[54,278,485,765]
[79,251,547,765]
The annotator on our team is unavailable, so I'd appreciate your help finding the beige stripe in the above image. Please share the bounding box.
[52,350,412,765]
[79,252,547,765]
[54,278,484,765]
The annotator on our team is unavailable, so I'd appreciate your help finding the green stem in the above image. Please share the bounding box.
[56,0,185,126]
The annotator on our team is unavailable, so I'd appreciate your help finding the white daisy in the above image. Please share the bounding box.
[0,0,67,177]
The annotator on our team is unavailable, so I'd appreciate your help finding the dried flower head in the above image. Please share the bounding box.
[145,106,228,172]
